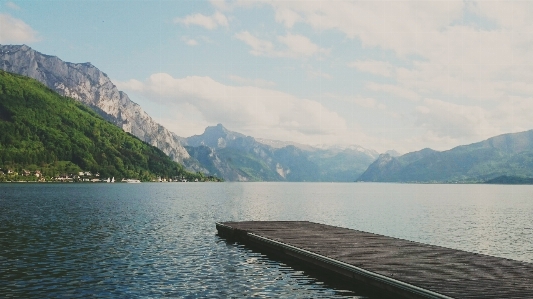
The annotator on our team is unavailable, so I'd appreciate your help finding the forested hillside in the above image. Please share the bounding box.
[0,71,217,182]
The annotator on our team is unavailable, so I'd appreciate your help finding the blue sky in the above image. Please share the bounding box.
[1,0,532,153]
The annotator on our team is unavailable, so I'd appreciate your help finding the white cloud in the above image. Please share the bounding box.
[366,82,420,102]
[275,8,302,28]
[228,75,276,88]
[0,14,39,43]
[217,1,533,150]
[263,1,464,56]
[174,11,228,29]
[348,60,393,77]
[181,36,198,46]
[492,96,533,134]
[235,31,328,58]
[411,95,533,150]
[322,93,388,113]
[234,31,275,56]
[402,132,461,152]
[119,78,145,91]
[351,97,387,110]
[322,93,390,112]
[278,32,329,57]
[307,69,331,79]
[390,24,530,101]
[116,73,348,143]
[6,2,20,10]
[415,99,495,139]
[153,104,211,138]
[209,0,229,11]
[260,1,533,102]
[473,1,533,29]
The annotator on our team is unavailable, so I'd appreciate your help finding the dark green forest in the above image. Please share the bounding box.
[0,70,219,182]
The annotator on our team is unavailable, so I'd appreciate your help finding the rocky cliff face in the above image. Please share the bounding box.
[0,44,191,163]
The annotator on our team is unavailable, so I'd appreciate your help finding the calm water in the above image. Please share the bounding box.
[1,183,532,298]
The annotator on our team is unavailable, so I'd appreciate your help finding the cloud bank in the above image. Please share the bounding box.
[174,11,228,29]
[235,31,329,58]
[0,14,39,43]
[254,1,533,148]
[117,74,350,144]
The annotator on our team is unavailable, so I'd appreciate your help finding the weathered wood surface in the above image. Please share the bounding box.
[217,221,533,299]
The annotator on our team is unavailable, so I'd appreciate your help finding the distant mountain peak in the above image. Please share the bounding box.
[187,124,246,149]
[383,149,401,157]
[205,123,229,134]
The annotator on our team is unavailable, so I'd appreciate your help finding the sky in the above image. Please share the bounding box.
[1,0,533,153]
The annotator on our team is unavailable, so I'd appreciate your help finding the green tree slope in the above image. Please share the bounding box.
[0,71,216,181]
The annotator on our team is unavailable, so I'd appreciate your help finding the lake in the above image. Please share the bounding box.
[1,183,532,298]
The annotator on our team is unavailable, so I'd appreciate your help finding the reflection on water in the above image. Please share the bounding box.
[0,183,532,298]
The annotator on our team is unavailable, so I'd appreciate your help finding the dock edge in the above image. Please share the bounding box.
[216,222,455,299]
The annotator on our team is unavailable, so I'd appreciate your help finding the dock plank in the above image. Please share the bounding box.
[217,221,533,299]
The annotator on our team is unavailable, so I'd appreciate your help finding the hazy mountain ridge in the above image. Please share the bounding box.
[183,124,378,181]
[0,44,192,165]
[255,138,318,151]
[358,130,533,183]
[313,144,380,159]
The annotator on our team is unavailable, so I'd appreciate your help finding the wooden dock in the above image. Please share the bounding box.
[216,221,533,299]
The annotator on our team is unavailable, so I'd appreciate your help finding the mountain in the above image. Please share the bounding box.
[383,149,401,157]
[183,124,281,181]
[0,70,215,181]
[305,146,379,181]
[182,124,378,181]
[484,175,533,184]
[358,130,533,183]
[313,144,380,157]
[186,123,247,149]
[255,138,317,151]
[0,45,379,182]
[0,44,193,166]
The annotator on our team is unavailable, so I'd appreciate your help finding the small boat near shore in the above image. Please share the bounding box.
[123,179,141,183]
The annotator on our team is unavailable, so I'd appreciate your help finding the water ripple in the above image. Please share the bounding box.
[1,183,532,298]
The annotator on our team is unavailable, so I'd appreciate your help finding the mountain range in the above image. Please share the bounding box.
[358,130,533,183]
[0,44,378,181]
[3,44,532,183]
[182,123,379,181]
